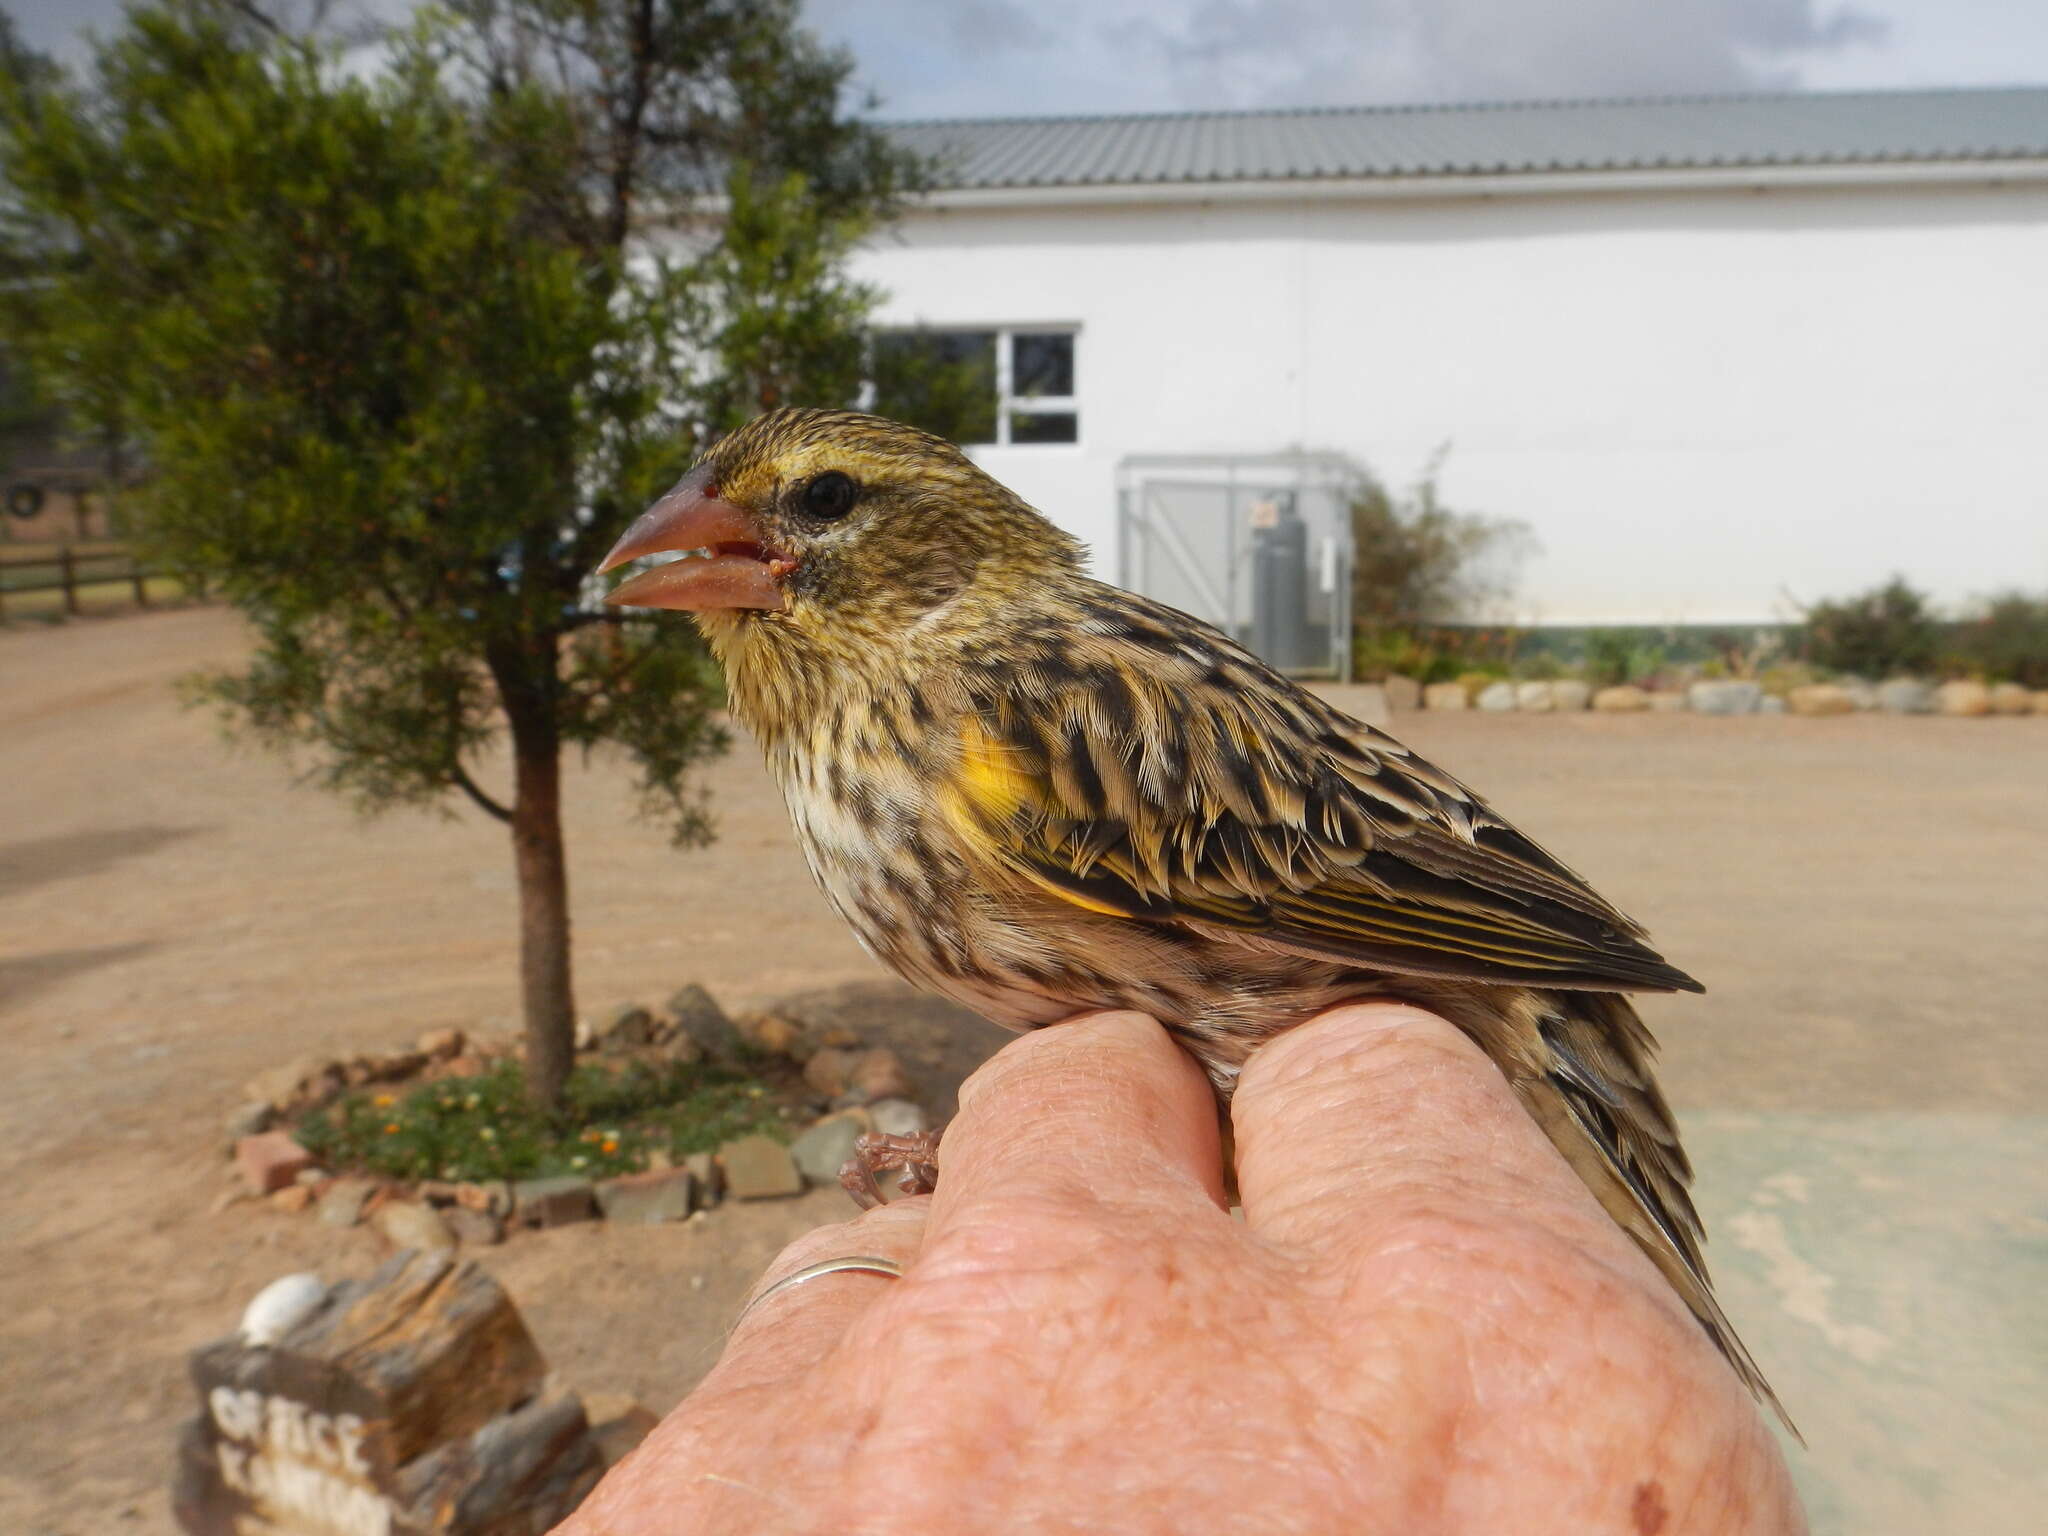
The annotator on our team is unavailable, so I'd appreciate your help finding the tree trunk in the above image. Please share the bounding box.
[490,637,576,1113]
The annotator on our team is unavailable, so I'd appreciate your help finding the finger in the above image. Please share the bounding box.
[710,1198,932,1395]
[1232,1001,1599,1261]
[924,1010,1227,1245]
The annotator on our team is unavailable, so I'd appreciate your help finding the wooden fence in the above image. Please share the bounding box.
[0,541,184,618]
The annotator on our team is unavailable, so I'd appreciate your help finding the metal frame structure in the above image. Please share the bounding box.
[1116,450,1362,680]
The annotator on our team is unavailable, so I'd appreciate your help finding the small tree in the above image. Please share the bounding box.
[1800,575,1941,678]
[2,1,919,1110]
[1348,449,1532,678]
[1945,591,2048,689]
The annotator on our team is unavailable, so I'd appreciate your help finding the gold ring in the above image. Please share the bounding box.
[735,1254,904,1326]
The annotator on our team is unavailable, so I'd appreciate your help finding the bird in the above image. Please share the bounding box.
[599,406,1789,1431]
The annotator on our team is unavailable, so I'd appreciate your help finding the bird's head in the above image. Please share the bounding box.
[599,408,1084,654]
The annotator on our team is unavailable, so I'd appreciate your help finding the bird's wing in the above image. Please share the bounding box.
[945,595,1700,994]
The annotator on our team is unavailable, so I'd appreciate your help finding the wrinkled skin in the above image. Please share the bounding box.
[556,1004,1803,1536]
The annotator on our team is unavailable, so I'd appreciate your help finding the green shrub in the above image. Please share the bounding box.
[1945,591,2048,688]
[295,1058,788,1184]
[1801,577,1940,677]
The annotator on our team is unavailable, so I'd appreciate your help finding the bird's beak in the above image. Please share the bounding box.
[598,466,791,611]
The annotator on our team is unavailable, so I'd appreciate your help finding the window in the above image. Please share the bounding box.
[870,327,1078,446]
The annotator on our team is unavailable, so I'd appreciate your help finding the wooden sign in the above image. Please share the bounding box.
[174,1251,602,1535]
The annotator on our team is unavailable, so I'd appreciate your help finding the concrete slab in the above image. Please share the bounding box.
[1689,1112,2048,1536]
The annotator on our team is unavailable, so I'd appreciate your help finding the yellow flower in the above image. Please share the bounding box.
[372,1094,396,1108]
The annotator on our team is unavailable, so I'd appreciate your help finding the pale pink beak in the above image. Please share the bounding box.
[598,465,790,611]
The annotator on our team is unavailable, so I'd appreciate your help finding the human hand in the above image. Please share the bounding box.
[556,1003,1803,1535]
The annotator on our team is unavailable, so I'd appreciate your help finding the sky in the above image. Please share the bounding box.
[11,0,2048,118]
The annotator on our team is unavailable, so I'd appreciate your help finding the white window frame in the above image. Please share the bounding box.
[994,326,1079,447]
[868,324,1080,447]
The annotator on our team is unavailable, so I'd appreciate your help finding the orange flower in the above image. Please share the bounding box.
[383,1122,399,1134]
[601,1139,619,1155]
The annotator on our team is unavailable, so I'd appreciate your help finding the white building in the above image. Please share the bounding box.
[856,89,2048,626]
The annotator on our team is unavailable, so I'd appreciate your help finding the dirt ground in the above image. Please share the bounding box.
[3,605,2043,1534]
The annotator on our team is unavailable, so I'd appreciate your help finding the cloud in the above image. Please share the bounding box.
[808,0,1895,118]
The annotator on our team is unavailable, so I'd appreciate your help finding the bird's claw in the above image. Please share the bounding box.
[838,1129,944,1211]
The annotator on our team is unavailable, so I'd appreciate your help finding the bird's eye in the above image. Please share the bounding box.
[800,471,857,520]
[800,471,858,521]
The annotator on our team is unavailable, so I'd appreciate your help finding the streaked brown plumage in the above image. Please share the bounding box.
[602,407,1790,1431]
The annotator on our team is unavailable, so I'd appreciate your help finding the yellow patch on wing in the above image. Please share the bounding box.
[944,717,1140,920]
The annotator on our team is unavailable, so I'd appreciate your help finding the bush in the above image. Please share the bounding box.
[295,1058,788,1184]
[1801,577,1940,677]
[1584,630,1667,690]
[1351,624,1520,684]
[1945,591,2048,688]
[1349,451,1533,631]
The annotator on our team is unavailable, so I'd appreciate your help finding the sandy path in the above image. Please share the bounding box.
[3,605,2042,1533]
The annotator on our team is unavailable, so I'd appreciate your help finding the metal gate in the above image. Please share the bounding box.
[1115,452,1361,679]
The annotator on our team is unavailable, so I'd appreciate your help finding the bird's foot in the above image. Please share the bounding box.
[839,1128,945,1211]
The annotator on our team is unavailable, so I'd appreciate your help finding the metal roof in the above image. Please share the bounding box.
[888,88,2048,191]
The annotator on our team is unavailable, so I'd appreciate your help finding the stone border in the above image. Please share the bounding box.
[1386,675,2048,718]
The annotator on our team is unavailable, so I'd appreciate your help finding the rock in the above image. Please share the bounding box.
[456,1180,512,1217]
[719,1135,802,1200]
[1878,677,1935,714]
[1759,694,1786,714]
[803,1046,859,1099]
[667,984,742,1061]
[683,1151,723,1209]
[1840,680,1879,712]
[744,1012,811,1062]
[245,1056,344,1116]
[1936,680,1992,717]
[1990,682,2033,716]
[1380,673,1421,711]
[1550,680,1591,712]
[1688,681,1761,715]
[1647,690,1688,712]
[362,1049,428,1084]
[1592,685,1649,713]
[416,1026,467,1060]
[513,1175,598,1228]
[2034,690,2048,716]
[1338,683,1389,724]
[416,1179,464,1207]
[573,1017,598,1052]
[660,1033,704,1068]
[224,1100,276,1145]
[270,1185,314,1213]
[376,1201,456,1254]
[867,1098,932,1138]
[598,1003,657,1051]
[817,1025,861,1049]
[595,1168,696,1225]
[1475,681,1516,712]
[1422,681,1469,711]
[583,1395,660,1469]
[318,1177,377,1228]
[790,1116,864,1186]
[1789,684,1854,716]
[443,1053,490,1079]
[847,1048,915,1105]
[443,1205,505,1246]
[235,1131,316,1195]
[1514,681,1553,713]
[237,1273,329,1346]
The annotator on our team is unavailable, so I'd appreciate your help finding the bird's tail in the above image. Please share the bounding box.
[1513,990,1798,1441]
[1411,982,1798,1440]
